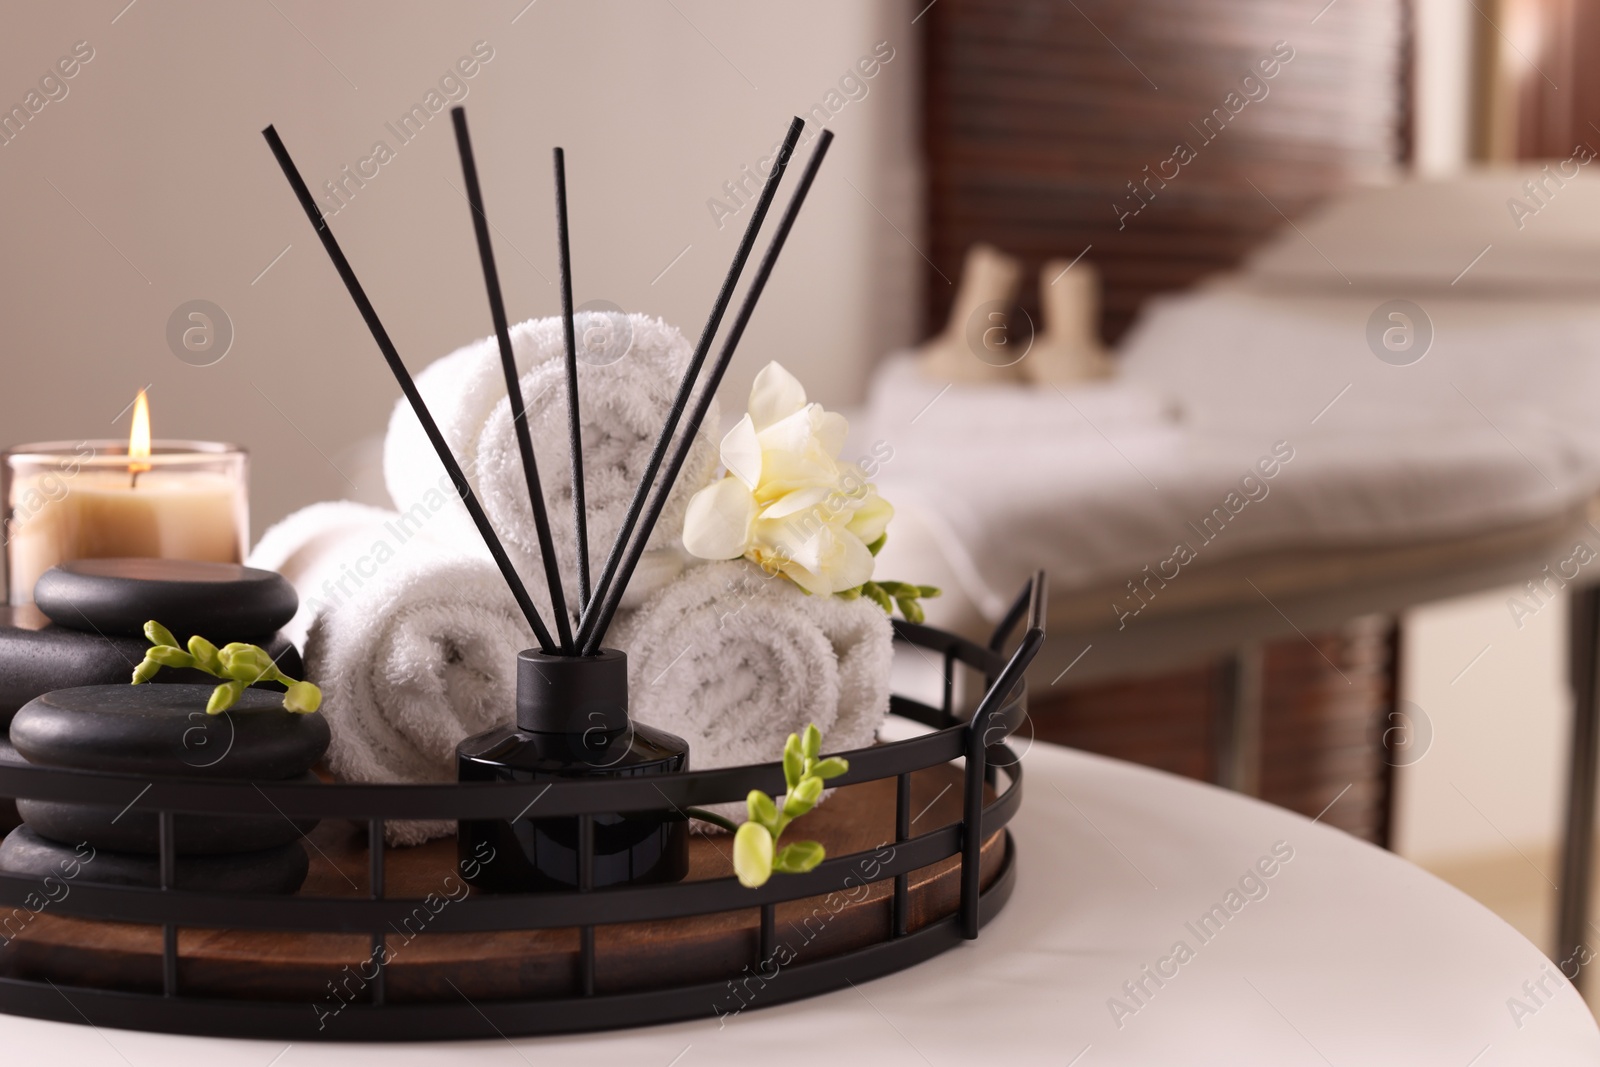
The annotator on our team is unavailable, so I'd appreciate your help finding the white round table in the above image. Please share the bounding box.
[5,742,1596,1065]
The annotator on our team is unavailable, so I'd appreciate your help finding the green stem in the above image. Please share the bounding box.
[683,808,740,833]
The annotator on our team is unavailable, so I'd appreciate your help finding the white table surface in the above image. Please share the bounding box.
[5,741,1596,1066]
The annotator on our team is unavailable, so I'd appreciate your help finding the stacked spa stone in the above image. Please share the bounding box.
[0,559,327,894]
[0,559,303,736]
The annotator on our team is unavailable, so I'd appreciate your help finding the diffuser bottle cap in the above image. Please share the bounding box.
[515,647,629,735]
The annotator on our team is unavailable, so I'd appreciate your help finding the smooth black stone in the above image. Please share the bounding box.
[10,685,330,780]
[34,558,298,640]
[0,826,309,894]
[457,719,690,893]
[11,755,320,856]
[16,792,317,856]
[0,605,301,729]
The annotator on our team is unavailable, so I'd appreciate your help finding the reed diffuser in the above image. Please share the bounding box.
[264,108,833,890]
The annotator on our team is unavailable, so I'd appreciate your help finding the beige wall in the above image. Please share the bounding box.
[1397,587,1569,862]
[1412,0,1478,175]
[0,1,923,539]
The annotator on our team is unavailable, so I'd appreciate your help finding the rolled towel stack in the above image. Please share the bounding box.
[383,313,721,615]
[252,505,895,839]
[250,503,529,846]
[610,560,893,819]
[249,316,894,844]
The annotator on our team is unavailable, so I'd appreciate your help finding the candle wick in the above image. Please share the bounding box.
[130,469,142,490]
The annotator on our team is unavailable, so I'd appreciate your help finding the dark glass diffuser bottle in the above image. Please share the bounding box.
[457,648,690,892]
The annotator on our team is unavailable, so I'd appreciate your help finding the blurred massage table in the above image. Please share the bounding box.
[861,168,1600,974]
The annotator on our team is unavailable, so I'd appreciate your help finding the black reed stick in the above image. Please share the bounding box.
[261,123,558,654]
[553,147,589,610]
[576,116,805,650]
[452,109,575,654]
[581,130,834,654]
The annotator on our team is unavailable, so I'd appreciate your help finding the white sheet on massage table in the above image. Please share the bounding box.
[857,169,1600,625]
[857,290,1600,624]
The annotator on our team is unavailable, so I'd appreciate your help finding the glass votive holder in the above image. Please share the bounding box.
[2,441,248,605]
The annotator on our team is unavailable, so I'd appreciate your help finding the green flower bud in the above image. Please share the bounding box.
[733,821,774,888]
[186,634,223,676]
[802,723,821,763]
[146,646,196,670]
[896,596,925,624]
[867,533,887,557]
[782,732,804,790]
[207,681,245,715]
[143,620,179,649]
[747,790,779,833]
[219,643,276,684]
[773,839,825,874]
[783,775,823,818]
[131,656,161,685]
[284,680,322,714]
[864,582,893,614]
[810,757,849,781]
[917,585,942,599]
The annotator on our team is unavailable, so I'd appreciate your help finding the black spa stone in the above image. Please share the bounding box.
[15,789,317,855]
[10,684,330,780]
[0,826,309,894]
[6,737,320,854]
[0,605,301,729]
[33,558,298,640]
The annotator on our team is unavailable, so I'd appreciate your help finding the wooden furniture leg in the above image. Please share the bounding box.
[1213,643,1264,796]
[1558,584,1600,984]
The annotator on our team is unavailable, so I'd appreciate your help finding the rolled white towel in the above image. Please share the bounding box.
[249,512,891,842]
[249,500,455,645]
[383,314,720,615]
[250,504,530,846]
[610,560,894,820]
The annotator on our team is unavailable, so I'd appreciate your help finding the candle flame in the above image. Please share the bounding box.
[129,390,152,478]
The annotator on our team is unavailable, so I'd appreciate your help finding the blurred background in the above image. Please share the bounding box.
[4,0,1600,1010]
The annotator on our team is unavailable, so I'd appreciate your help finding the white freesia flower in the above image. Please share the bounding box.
[683,362,893,596]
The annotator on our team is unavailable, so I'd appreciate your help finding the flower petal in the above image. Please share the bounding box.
[814,409,849,458]
[760,514,824,570]
[761,485,832,520]
[682,478,757,560]
[748,362,807,431]
[822,529,876,592]
[846,492,894,545]
[780,559,829,596]
[755,406,819,455]
[733,821,774,888]
[754,448,841,501]
[719,414,762,490]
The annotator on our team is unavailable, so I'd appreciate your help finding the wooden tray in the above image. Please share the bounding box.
[0,764,1003,1003]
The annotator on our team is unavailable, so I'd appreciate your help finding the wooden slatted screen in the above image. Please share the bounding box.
[1503,0,1600,160]
[1028,617,1398,845]
[921,0,1410,342]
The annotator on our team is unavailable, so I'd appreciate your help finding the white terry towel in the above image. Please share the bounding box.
[382,314,721,615]
[250,503,531,846]
[250,513,893,842]
[609,560,894,819]
[248,501,470,645]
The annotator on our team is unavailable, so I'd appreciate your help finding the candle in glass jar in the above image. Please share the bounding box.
[2,391,248,604]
